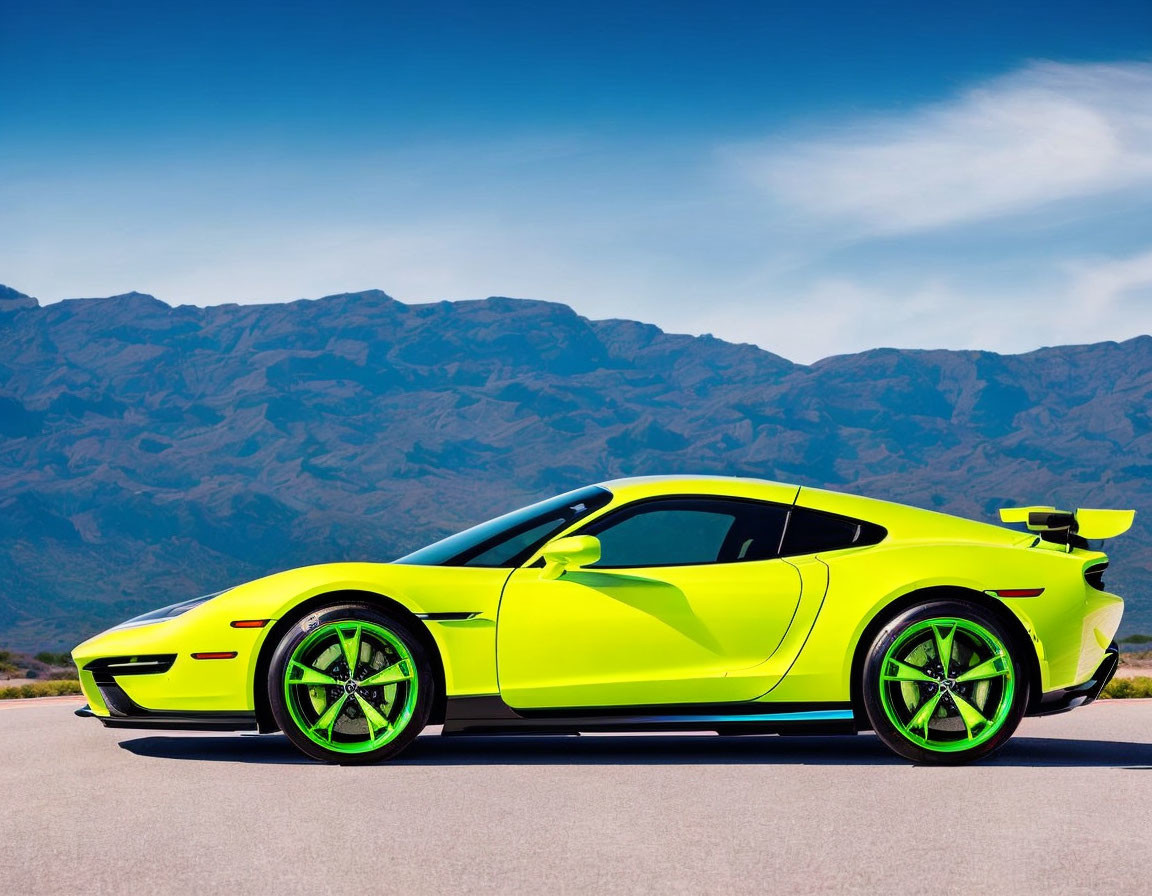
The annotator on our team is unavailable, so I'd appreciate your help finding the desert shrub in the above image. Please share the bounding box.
[0,680,82,699]
[1102,676,1152,699]
[35,651,73,666]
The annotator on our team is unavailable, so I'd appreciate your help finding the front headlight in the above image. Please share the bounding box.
[110,589,230,631]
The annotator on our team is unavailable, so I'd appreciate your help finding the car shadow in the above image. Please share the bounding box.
[117,732,1152,768]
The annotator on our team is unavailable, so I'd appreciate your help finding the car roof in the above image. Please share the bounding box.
[595,474,801,504]
[592,475,1026,546]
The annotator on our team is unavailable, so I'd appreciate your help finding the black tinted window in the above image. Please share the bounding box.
[780,506,885,556]
[582,498,790,568]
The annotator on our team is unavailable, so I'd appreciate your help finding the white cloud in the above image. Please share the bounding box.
[1067,247,1152,312]
[731,61,1152,235]
[681,246,1152,364]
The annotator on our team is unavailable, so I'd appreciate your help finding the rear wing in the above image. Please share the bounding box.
[999,506,1135,545]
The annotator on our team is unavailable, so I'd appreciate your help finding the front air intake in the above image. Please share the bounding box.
[84,654,176,683]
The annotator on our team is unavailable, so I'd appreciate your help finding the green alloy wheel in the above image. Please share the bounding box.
[863,602,1027,764]
[268,604,433,763]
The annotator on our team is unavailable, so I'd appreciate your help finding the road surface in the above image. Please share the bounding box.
[2,696,1150,894]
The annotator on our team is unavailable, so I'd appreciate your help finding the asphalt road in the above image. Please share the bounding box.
[2,697,1151,895]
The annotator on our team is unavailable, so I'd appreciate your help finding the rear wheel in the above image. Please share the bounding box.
[268,604,433,763]
[862,601,1027,764]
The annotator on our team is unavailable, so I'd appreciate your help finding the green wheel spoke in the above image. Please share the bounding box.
[933,623,957,674]
[360,661,411,687]
[908,690,943,733]
[950,692,988,738]
[288,661,339,687]
[354,693,390,738]
[313,693,349,741]
[882,659,937,683]
[338,625,362,677]
[956,655,1009,683]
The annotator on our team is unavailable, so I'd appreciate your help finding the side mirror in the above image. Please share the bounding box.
[540,535,601,580]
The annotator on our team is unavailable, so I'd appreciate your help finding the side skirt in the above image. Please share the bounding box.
[442,695,858,736]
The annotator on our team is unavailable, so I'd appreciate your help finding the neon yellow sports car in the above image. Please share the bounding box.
[73,476,1131,764]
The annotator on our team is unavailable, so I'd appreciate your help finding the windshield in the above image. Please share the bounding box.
[395,485,613,567]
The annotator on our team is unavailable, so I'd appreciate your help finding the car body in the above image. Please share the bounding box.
[73,475,1128,763]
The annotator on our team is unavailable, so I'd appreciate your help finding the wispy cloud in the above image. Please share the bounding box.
[1068,246,1152,312]
[684,244,1152,363]
[731,61,1152,235]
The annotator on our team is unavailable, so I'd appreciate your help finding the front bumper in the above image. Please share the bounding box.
[75,652,258,729]
[1031,641,1119,717]
[73,614,267,715]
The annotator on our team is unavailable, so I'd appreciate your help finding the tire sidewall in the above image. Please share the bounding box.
[268,602,434,763]
[862,600,1028,764]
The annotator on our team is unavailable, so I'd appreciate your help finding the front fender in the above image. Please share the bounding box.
[74,562,509,714]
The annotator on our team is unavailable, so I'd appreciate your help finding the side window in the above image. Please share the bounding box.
[581,498,790,568]
[780,506,885,557]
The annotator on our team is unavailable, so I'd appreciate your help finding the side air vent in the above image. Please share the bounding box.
[1085,563,1108,591]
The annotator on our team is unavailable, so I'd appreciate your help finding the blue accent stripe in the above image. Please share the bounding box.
[644,710,854,724]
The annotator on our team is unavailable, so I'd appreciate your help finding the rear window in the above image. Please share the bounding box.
[780,506,885,557]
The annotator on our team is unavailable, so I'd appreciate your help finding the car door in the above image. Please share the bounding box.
[496,497,805,709]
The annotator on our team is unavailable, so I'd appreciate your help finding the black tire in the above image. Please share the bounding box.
[268,602,434,763]
[862,600,1028,765]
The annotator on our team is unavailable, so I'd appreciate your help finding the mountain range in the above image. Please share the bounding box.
[1,283,1149,650]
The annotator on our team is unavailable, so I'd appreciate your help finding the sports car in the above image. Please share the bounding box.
[73,475,1131,764]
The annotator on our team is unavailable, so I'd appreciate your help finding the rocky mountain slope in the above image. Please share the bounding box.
[1,284,1149,649]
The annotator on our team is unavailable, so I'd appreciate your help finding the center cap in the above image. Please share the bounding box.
[344,680,360,694]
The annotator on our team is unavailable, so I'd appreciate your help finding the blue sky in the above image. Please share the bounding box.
[3,1,1151,361]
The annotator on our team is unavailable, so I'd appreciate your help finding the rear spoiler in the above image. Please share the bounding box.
[999,506,1135,546]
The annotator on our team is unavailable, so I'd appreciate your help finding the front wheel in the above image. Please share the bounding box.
[268,603,433,763]
[862,601,1028,764]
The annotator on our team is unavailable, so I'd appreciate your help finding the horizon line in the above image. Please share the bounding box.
[3,281,1149,367]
